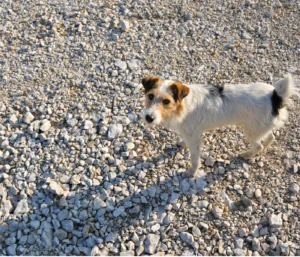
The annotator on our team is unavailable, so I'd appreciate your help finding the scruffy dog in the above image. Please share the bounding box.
[141,75,295,177]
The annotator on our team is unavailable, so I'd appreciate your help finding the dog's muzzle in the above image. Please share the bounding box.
[142,107,161,127]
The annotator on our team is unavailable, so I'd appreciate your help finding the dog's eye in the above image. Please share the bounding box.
[162,99,170,105]
[148,94,154,100]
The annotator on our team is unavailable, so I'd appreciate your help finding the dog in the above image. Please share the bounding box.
[141,74,295,177]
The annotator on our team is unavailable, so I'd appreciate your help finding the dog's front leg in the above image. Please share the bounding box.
[183,135,202,177]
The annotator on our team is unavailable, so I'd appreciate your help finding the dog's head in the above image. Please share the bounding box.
[141,76,190,127]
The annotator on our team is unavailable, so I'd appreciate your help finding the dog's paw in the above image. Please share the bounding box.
[185,168,198,178]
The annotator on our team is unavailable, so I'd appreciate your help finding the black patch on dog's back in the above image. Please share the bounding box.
[271,90,283,116]
[218,86,224,96]
[207,84,224,98]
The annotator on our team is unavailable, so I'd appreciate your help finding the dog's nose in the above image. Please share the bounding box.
[146,115,154,123]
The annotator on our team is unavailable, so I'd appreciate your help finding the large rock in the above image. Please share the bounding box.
[205,156,216,167]
[9,114,18,125]
[41,228,53,247]
[289,184,299,193]
[40,119,51,132]
[66,118,78,127]
[279,243,289,256]
[48,181,64,196]
[198,200,209,209]
[0,103,6,112]
[113,206,125,217]
[83,120,93,130]
[90,246,100,256]
[163,213,175,225]
[23,112,35,124]
[106,232,117,243]
[179,179,190,192]
[0,200,13,218]
[269,213,283,227]
[93,197,107,210]
[192,226,201,237]
[234,237,244,249]
[6,244,17,256]
[61,220,74,232]
[55,229,68,241]
[212,207,223,219]
[57,209,68,221]
[115,60,127,70]
[180,232,194,245]
[120,20,130,32]
[108,124,123,139]
[127,59,140,70]
[196,178,207,190]
[252,238,261,251]
[234,249,246,256]
[14,199,29,216]
[29,220,40,230]
[144,234,160,254]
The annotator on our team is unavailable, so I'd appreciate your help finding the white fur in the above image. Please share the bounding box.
[142,74,295,177]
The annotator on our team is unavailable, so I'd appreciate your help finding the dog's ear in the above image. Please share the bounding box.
[142,76,160,93]
[170,82,190,102]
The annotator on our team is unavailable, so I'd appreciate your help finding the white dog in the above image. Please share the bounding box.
[142,75,295,177]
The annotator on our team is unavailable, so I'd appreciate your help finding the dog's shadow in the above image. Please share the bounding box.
[102,140,250,239]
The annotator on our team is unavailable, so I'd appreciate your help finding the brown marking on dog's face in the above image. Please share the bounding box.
[155,92,178,120]
[144,87,159,108]
[143,78,190,125]
[142,76,161,93]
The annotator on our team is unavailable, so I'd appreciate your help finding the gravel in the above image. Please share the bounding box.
[180,232,194,245]
[13,200,29,216]
[205,156,216,167]
[48,181,65,196]
[144,234,160,254]
[61,220,74,233]
[108,124,123,139]
[252,238,261,251]
[6,244,17,256]
[269,213,283,227]
[23,112,35,124]
[39,119,51,132]
[120,20,131,32]
[0,0,299,255]
[212,207,223,219]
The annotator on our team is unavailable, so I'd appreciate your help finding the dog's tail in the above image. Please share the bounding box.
[273,74,295,111]
[271,74,297,128]
[274,74,295,101]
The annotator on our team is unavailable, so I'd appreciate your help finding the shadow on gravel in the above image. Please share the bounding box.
[0,143,251,255]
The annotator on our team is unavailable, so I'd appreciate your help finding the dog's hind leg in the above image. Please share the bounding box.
[239,128,267,159]
[239,142,263,160]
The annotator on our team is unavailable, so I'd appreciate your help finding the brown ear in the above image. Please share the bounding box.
[170,82,190,102]
[142,76,160,93]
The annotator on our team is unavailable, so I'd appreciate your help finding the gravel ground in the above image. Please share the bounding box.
[0,0,300,256]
